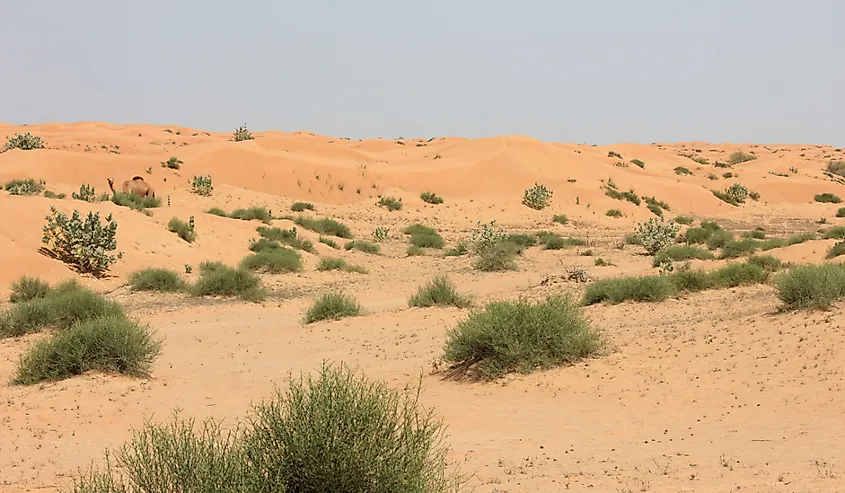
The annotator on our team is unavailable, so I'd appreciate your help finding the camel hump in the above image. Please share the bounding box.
[131,176,146,182]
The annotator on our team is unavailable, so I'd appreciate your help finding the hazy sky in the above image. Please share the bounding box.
[2,1,842,145]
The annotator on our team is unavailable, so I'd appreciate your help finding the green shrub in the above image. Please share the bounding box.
[815,193,842,204]
[4,178,44,195]
[256,225,315,253]
[240,248,303,274]
[836,207,845,218]
[191,175,213,196]
[294,216,353,238]
[827,160,845,177]
[552,214,568,225]
[826,241,845,259]
[583,276,676,305]
[344,240,381,254]
[168,216,197,243]
[229,206,273,223]
[303,292,362,324]
[404,224,443,248]
[682,227,712,244]
[161,157,183,169]
[111,192,161,211]
[316,257,367,273]
[206,207,229,217]
[705,229,735,250]
[190,261,265,302]
[246,362,460,492]
[4,132,44,150]
[128,268,185,292]
[407,245,425,256]
[377,196,403,211]
[0,283,124,338]
[9,276,51,303]
[631,159,645,168]
[505,233,537,250]
[712,189,740,206]
[232,124,254,141]
[474,241,518,272]
[318,236,340,249]
[674,166,692,175]
[605,186,641,205]
[408,276,472,308]
[728,151,757,165]
[248,237,283,253]
[652,245,713,266]
[420,192,444,204]
[541,235,585,250]
[743,228,766,239]
[71,184,97,202]
[441,295,601,379]
[719,238,760,259]
[774,263,845,310]
[41,207,124,277]
[708,262,769,288]
[291,201,314,212]
[634,217,680,255]
[12,315,161,385]
[823,226,845,240]
[522,183,553,210]
[673,215,694,225]
[747,254,784,272]
[725,183,749,204]
[606,209,623,218]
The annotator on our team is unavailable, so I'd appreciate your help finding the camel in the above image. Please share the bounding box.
[107,176,155,198]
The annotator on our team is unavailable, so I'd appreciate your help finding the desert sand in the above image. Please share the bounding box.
[1,122,844,492]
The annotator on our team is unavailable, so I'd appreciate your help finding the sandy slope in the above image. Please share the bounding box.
[1,122,844,492]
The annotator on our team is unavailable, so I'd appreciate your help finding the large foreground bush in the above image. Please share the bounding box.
[41,207,124,277]
[68,362,465,493]
[774,263,845,310]
[441,295,602,379]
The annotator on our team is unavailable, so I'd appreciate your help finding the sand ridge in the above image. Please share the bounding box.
[1,122,844,492]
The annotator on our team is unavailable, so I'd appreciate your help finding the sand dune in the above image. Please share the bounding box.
[1,122,844,492]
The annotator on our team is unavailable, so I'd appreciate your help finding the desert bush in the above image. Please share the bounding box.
[836,207,845,218]
[652,245,713,266]
[674,166,692,175]
[605,186,641,205]
[719,238,760,259]
[606,209,623,218]
[583,276,676,305]
[190,261,265,302]
[725,183,749,204]
[743,227,766,239]
[318,236,340,249]
[128,268,185,292]
[168,216,197,243]
[631,159,645,168]
[111,192,161,211]
[248,237,283,253]
[468,220,506,254]
[41,207,124,277]
[505,233,537,249]
[441,295,601,379]
[71,184,97,202]
[815,193,842,204]
[257,225,315,253]
[729,151,757,165]
[0,282,124,338]
[13,315,161,385]
[774,263,845,310]
[823,226,845,240]
[408,276,472,309]
[303,292,362,324]
[9,276,51,303]
[372,226,390,242]
[206,207,229,217]
[291,201,314,212]
[4,132,44,150]
[552,214,568,225]
[316,257,367,273]
[246,362,460,492]
[229,206,273,223]
[161,157,183,169]
[540,234,585,250]
[404,225,444,249]
[634,217,680,255]
[420,192,444,204]
[705,229,735,250]
[747,254,784,272]
[344,240,381,254]
[232,124,254,142]
[240,247,303,274]
[708,262,769,288]
[295,216,353,238]
[377,196,403,211]
[474,241,518,272]
[673,215,694,225]
[4,178,45,195]
[444,241,469,257]
[826,241,845,259]
[407,245,425,256]
[522,183,553,210]
[191,175,214,196]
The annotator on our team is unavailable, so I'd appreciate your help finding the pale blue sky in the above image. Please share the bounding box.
[2,1,841,145]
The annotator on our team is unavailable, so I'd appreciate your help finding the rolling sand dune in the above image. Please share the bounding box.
[1,122,844,492]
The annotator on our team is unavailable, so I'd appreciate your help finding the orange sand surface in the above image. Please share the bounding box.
[1,122,844,492]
